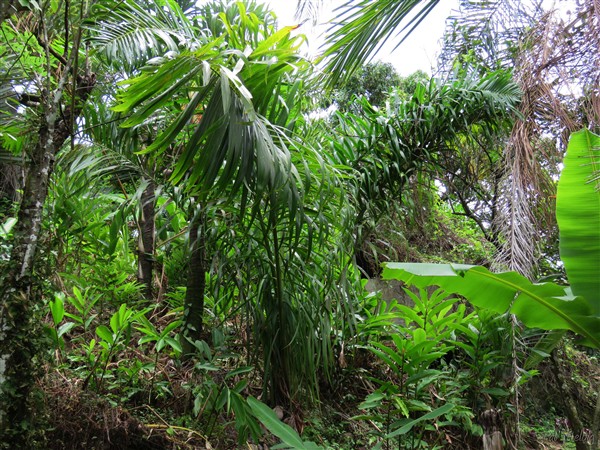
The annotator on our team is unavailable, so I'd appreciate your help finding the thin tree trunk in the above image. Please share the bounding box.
[0,72,95,445]
[181,206,206,357]
[137,179,156,299]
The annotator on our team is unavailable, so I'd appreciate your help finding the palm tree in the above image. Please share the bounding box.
[316,69,520,273]
[92,0,344,405]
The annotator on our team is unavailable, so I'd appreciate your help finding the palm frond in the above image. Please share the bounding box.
[321,0,440,88]
[86,0,200,70]
[437,0,538,74]
[491,4,596,278]
[325,69,520,254]
[295,0,328,25]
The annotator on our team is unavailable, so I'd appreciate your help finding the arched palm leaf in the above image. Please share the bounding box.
[326,68,521,251]
[321,0,440,88]
[86,0,199,70]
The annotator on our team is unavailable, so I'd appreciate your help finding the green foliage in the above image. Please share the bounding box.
[383,263,600,348]
[2,1,590,448]
[334,62,401,111]
[136,315,183,354]
[322,68,520,257]
[396,70,430,98]
[556,129,600,314]
[188,361,262,445]
[63,287,100,332]
[46,293,76,352]
[92,304,151,390]
[353,288,486,449]
[247,396,323,450]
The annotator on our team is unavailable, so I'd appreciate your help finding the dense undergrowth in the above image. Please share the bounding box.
[3,178,595,449]
[35,280,599,449]
[2,137,599,448]
[1,1,599,448]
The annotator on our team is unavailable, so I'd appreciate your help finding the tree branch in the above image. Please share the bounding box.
[34,31,69,67]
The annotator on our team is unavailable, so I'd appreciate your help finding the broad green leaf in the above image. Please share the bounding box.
[0,217,17,238]
[50,294,65,325]
[251,25,298,58]
[393,397,410,418]
[386,403,455,438]
[383,263,600,348]
[110,304,126,332]
[556,129,600,314]
[225,366,254,379]
[96,325,114,344]
[164,336,182,353]
[247,396,322,449]
[359,391,386,410]
[57,322,76,337]
[412,328,426,345]
[480,387,510,397]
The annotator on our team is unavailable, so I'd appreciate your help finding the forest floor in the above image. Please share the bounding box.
[38,348,598,450]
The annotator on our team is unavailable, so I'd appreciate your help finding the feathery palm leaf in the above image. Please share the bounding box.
[322,0,440,88]
[324,69,520,258]
[86,0,199,70]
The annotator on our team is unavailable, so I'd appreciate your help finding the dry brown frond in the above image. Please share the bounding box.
[493,2,599,277]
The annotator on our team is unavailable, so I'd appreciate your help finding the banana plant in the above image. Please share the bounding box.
[556,129,600,316]
[381,129,600,348]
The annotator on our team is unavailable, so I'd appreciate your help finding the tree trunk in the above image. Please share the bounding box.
[481,408,504,450]
[137,179,156,299]
[0,73,95,445]
[181,207,206,357]
[551,347,591,450]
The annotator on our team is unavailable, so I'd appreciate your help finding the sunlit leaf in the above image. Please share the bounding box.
[556,129,600,314]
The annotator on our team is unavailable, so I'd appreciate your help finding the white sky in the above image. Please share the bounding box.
[264,0,460,76]
[195,0,578,77]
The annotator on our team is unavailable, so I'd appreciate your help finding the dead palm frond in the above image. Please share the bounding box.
[437,0,539,74]
[439,0,597,279]
[492,5,593,278]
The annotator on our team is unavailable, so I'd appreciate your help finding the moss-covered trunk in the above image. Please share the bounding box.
[0,72,95,446]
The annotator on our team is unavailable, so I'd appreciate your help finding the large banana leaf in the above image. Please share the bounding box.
[556,129,600,315]
[381,129,600,348]
[382,263,600,348]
